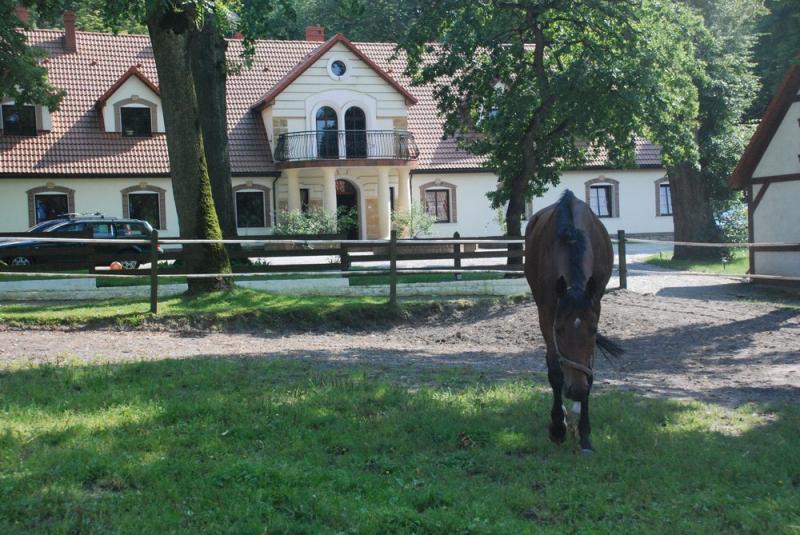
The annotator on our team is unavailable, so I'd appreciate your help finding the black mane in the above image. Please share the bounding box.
[555,190,587,299]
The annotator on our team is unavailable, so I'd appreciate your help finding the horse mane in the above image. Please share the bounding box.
[555,190,587,298]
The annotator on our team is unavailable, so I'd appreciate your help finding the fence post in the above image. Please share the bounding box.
[149,229,159,314]
[389,230,398,307]
[617,229,627,290]
[340,241,350,272]
[453,231,462,280]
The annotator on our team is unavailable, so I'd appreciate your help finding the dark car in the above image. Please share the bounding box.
[0,215,158,270]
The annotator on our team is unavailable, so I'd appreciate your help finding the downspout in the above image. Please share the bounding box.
[272,175,280,228]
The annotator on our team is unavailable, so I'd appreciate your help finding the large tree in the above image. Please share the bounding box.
[399,0,700,256]
[99,0,240,293]
[666,0,764,259]
[750,0,800,120]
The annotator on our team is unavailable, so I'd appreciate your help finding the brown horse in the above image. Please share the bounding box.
[524,190,622,453]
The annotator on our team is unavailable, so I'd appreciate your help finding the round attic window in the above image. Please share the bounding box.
[327,57,350,80]
[331,60,347,77]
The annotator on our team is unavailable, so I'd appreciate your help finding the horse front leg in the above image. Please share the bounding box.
[577,377,593,454]
[547,362,567,444]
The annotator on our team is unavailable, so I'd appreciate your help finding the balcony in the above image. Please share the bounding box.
[273,130,419,165]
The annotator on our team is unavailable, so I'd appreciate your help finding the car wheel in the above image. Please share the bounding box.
[120,259,139,270]
[10,256,33,267]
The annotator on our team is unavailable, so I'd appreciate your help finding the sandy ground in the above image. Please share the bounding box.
[1,282,798,407]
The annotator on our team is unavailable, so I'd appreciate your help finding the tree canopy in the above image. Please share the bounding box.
[399,0,701,240]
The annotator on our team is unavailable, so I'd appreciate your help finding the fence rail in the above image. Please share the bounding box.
[2,229,799,312]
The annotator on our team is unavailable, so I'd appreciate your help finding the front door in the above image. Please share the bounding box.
[335,179,359,240]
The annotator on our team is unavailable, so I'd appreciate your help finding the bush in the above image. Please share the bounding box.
[274,207,357,235]
[392,202,437,237]
[715,197,747,244]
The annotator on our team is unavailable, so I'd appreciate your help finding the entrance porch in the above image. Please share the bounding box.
[278,165,412,239]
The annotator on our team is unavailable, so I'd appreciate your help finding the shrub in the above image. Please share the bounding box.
[715,197,748,244]
[274,207,357,235]
[392,202,437,237]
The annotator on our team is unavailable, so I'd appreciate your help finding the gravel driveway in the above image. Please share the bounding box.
[2,284,797,407]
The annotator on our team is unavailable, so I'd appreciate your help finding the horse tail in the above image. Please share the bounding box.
[596,333,624,358]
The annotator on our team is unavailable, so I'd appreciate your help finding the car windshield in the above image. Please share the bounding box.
[28,220,63,232]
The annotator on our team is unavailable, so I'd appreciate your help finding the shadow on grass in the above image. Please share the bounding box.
[1,358,798,533]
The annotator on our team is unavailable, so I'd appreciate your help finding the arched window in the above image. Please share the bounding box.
[584,177,620,218]
[344,107,367,158]
[655,177,672,216]
[27,185,75,227]
[121,185,167,230]
[315,106,338,159]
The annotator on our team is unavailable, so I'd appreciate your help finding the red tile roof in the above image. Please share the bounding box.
[0,29,663,177]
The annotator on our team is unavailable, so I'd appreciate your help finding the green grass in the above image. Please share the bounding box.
[0,288,399,329]
[645,248,749,274]
[95,273,340,288]
[0,359,797,533]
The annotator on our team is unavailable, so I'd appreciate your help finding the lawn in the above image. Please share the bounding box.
[0,288,400,329]
[0,359,797,533]
[645,248,748,274]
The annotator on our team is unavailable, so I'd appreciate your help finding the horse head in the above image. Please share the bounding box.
[553,275,599,401]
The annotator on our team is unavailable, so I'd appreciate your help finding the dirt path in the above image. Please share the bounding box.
[2,289,798,407]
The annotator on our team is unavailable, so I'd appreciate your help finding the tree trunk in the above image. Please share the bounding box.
[190,16,238,240]
[667,162,721,260]
[505,173,526,267]
[147,12,232,294]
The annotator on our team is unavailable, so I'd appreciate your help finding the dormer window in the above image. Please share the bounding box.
[121,107,152,137]
[2,104,37,136]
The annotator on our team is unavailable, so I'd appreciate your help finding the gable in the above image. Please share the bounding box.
[99,75,164,133]
[271,42,407,120]
[253,34,417,112]
[730,60,800,189]
[753,95,800,178]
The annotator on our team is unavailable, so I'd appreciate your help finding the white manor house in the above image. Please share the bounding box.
[0,13,674,240]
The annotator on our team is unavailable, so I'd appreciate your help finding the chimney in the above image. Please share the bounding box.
[232,31,244,40]
[63,10,77,52]
[305,25,325,42]
[15,5,29,25]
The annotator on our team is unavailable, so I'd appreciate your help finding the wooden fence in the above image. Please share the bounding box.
[2,229,798,313]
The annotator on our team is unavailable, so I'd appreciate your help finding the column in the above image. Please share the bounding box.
[396,167,410,214]
[286,168,300,213]
[377,166,391,239]
[323,167,338,231]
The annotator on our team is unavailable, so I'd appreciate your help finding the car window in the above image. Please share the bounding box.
[91,223,114,238]
[114,223,148,237]
[55,223,87,233]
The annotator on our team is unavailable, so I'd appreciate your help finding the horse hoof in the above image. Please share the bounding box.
[549,424,567,444]
[581,448,594,457]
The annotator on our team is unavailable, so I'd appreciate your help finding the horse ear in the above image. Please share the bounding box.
[585,276,597,301]
[556,276,568,298]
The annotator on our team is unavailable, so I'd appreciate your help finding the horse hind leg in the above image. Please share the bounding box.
[547,365,567,444]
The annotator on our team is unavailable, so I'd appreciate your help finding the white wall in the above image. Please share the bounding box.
[101,77,165,133]
[412,168,672,238]
[752,181,800,277]
[753,96,800,179]
[0,177,274,237]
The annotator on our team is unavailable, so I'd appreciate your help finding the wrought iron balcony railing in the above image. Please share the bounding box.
[274,130,420,163]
